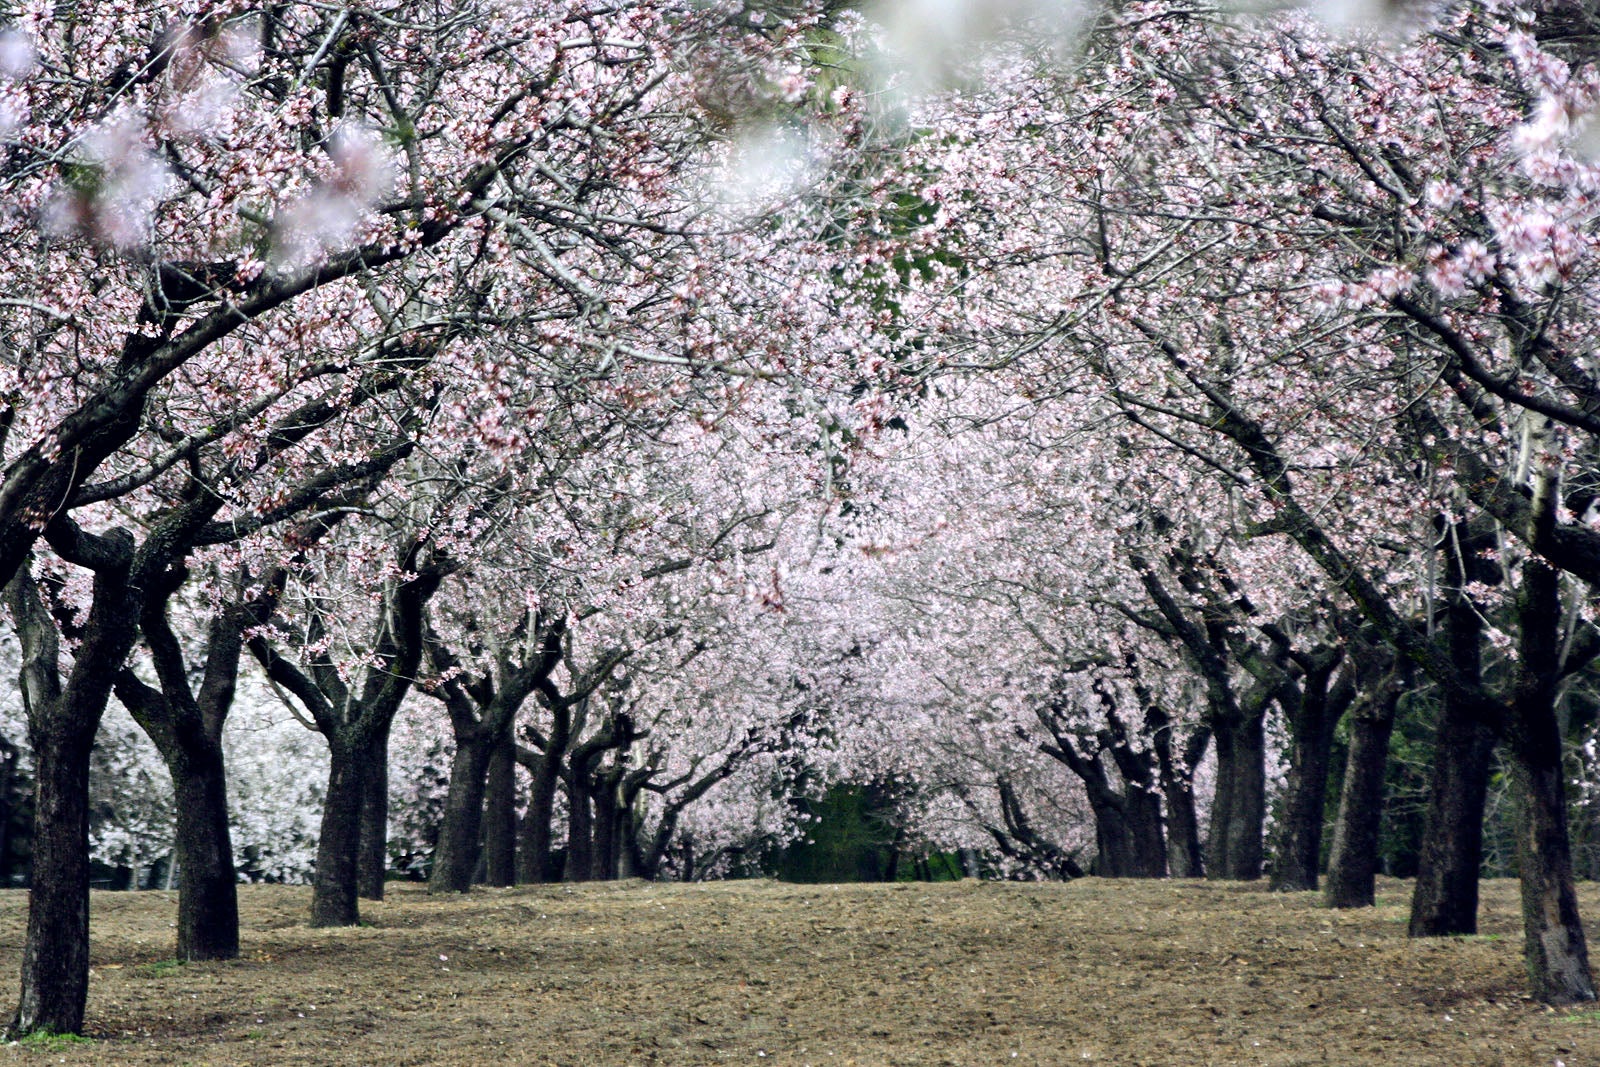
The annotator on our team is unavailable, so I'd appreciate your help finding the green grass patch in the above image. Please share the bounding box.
[134,958,186,979]
[15,1029,94,1049]
[1561,1009,1600,1024]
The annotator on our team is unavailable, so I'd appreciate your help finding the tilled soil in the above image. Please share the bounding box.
[0,877,1597,1065]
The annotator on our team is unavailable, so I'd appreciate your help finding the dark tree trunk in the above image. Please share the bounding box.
[482,724,517,886]
[169,738,239,960]
[1209,712,1266,880]
[311,739,366,927]
[1324,686,1400,908]
[357,723,390,901]
[1412,516,1500,937]
[9,540,135,1037]
[1505,559,1595,1003]
[563,773,593,883]
[12,728,95,1036]
[1157,726,1208,878]
[592,779,618,881]
[1507,719,1596,1002]
[429,733,494,893]
[518,748,561,884]
[1272,663,1349,892]
[1408,703,1495,936]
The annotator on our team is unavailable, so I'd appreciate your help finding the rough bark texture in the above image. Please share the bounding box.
[170,744,240,960]
[563,772,594,883]
[1506,559,1595,1003]
[13,729,95,1036]
[429,735,494,893]
[357,724,391,901]
[1271,662,1350,893]
[1155,722,1209,879]
[1408,707,1495,936]
[1324,687,1400,909]
[311,741,366,928]
[9,535,137,1036]
[517,745,563,884]
[1208,712,1266,881]
[1411,518,1501,937]
[482,725,518,886]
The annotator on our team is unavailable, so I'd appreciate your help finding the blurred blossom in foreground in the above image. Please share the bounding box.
[0,28,34,79]
[709,123,815,217]
[868,0,1086,95]
[273,124,396,269]
[42,111,173,249]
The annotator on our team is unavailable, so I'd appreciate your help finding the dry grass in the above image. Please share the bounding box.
[0,877,1596,1065]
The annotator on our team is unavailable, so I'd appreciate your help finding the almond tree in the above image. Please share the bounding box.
[879,0,1597,1002]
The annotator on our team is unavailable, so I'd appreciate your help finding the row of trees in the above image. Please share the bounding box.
[3,0,1600,1040]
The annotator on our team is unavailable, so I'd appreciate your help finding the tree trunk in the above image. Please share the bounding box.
[169,738,239,960]
[429,732,494,893]
[1412,516,1499,936]
[518,748,561,884]
[481,724,517,886]
[1408,703,1495,936]
[311,738,366,927]
[1506,559,1595,1003]
[1272,668,1346,892]
[592,776,618,881]
[1155,723,1207,878]
[11,728,95,1036]
[1324,687,1399,908]
[563,774,593,883]
[356,722,390,901]
[1507,722,1597,1002]
[1209,713,1266,880]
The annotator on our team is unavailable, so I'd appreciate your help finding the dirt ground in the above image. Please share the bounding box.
[0,878,1596,1066]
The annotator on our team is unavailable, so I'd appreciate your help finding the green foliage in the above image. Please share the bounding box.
[14,1028,94,1048]
[776,783,900,883]
[134,958,186,979]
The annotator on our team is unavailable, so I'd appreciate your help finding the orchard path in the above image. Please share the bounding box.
[0,878,1595,1065]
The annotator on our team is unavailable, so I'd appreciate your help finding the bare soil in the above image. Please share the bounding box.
[0,877,1597,1065]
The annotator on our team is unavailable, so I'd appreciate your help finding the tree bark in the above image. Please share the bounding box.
[1324,686,1400,908]
[1505,558,1595,1003]
[12,727,95,1036]
[481,723,517,886]
[356,722,390,900]
[1155,721,1208,878]
[1208,712,1266,880]
[563,772,594,883]
[1408,703,1495,936]
[1271,661,1349,892]
[429,733,494,893]
[517,746,562,884]
[311,738,366,928]
[169,739,239,960]
[9,539,135,1037]
[1411,517,1500,936]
